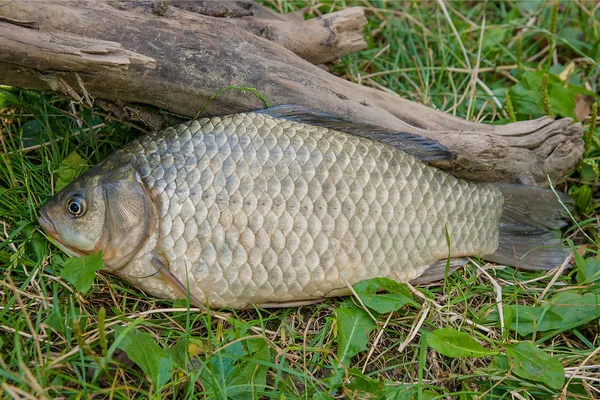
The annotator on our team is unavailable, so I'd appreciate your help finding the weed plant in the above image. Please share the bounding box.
[1,1,599,398]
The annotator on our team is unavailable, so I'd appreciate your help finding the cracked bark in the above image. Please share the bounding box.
[0,0,583,185]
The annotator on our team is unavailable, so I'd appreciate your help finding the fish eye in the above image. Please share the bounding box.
[66,195,86,217]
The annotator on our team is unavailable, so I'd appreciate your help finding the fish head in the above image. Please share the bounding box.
[39,162,156,271]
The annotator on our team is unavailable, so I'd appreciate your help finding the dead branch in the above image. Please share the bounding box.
[0,0,583,186]
[0,22,156,73]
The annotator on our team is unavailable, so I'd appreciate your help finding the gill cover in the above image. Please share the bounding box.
[39,163,156,270]
[100,166,157,270]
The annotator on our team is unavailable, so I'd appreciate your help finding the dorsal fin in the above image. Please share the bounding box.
[256,105,453,162]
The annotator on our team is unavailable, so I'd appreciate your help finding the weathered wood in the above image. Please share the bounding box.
[109,1,368,64]
[0,0,583,186]
[0,21,156,73]
[202,7,369,65]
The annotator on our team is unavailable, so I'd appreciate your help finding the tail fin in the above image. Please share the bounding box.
[485,184,573,270]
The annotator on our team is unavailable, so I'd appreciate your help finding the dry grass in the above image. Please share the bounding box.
[1,1,600,398]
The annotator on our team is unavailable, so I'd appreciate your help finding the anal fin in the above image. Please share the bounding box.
[409,258,469,285]
[255,299,324,309]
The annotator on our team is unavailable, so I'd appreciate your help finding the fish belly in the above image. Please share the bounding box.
[128,113,502,308]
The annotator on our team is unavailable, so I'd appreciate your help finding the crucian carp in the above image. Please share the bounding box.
[39,106,571,309]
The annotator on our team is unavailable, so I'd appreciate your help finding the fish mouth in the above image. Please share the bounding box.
[38,209,58,237]
[38,209,86,257]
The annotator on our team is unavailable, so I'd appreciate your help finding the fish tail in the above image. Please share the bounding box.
[485,184,573,270]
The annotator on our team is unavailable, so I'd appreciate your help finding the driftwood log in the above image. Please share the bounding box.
[0,0,583,186]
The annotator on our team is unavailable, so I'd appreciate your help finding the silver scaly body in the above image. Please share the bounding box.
[109,112,502,308]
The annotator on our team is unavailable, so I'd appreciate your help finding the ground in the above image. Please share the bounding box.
[1,1,599,399]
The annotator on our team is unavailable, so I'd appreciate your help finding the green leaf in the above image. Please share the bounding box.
[210,340,243,381]
[44,309,65,334]
[550,83,576,119]
[382,385,417,400]
[515,0,544,13]
[579,160,599,181]
[312,392,335,400]
[569,185,593,214]
[496,290,600,335]
[226,338,271,399]
[165,338,188,369]
[55,151,89,192]
[353,278,418,314]
[20,222,46,262]
[505,342,565,390]
[20,119,42,148]
[0,89,16,109]
[345,368,382,394]
[113,325,174,389]
[335,301,377,365]
[489,354,510,372]
[509,70,583,120]
[559,27,591,53]
[546,290,600,327]
[425,328,498,358]
[510,85,545,116]
[60,251,104,294]
[574,252,600,285]
[499,305,564,336]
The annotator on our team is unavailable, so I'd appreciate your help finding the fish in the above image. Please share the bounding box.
[38,105,572,309]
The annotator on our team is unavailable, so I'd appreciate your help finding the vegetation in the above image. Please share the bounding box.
[1,1,599,398]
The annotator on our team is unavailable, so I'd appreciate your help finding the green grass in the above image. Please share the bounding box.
[1,1,600,398]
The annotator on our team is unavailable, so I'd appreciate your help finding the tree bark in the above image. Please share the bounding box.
[0,0,583,186]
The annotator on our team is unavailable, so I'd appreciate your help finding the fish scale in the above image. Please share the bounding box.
[104,112,502,308]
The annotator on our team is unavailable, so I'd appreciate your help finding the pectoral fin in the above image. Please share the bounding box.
[258,105,453,162]
[151,257,205,310]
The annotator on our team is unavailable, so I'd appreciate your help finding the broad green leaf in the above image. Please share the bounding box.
[510,85,545,116]
[575,256,600,285]
[505,342,565,390]
[580,161,599,182]
[165,338,188,369]
[353,278,418,314]
[382,385,416,400]
[113,325,174,389]
[559,27,591,53]
[495,290,600,335]
[425,328,498,358]
[312,392,335,400]
[44,308,66,334]
[60,251,104,294]
[226,338,271,399]
[20,119,42,148]
[550,83,576,119]
[0,89,14,109]
[51,374,62,388]
[345,368,382,394]
[569,185,593,214]
[482,27,510,53]
[55,151,89,192]
[402,389,440,400]
[201,338,269,400]
[335,301,377,365]
[489,354,510,372]
[546,290,600,328]
[509,70,584,120]
[515,0,544,13]
[211,340,244,379]
[497,305,564,336]
[20,222,46,262]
